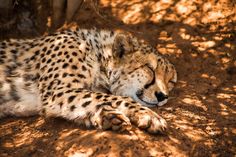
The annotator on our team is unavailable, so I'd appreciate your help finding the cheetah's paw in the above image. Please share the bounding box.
[92,109,131,132]
[131,108,167,134]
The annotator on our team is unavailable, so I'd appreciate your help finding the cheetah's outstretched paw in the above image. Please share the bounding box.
[92,109,131,132]
[131,108,167,134]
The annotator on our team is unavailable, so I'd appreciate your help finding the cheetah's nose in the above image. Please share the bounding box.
[155,92,168,102]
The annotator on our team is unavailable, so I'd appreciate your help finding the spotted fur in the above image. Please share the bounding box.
[0,29,177,133]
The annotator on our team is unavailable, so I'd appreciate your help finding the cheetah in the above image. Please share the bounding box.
[0,29,177,134]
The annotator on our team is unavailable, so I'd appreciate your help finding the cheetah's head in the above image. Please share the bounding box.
[108,32,177,107]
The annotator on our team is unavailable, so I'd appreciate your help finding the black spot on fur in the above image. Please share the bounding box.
[62,63,69,68]
[10,50,17,54]
[51,54,56,58]
[54,67,59,71]
[68,95,76,103]
[54,73,59,78]
[35,50,40,55]
[42,58,46,63]
[67,83,71,88]
[81,101,91,107]
[50,44,55,48]
[65,90,73,93]
[57,92,63,97]
[72,52,77,56]
[96,95,103,99]
[128,106,136,109]
[46,59,52,64]
[72,65,78,70]
[64,51,68,55]
[77,74,86,79]
[83,93,91,98]
[125,103,130,107]
[58,102,63,108]
[42,47,47,52]
[75,89,83,93]
[36,63,40,69]
[100,102,112,107]
[112,97,117,101]
[45,38,50,42]
[46,50,52,55]
[69,58,73,63]
[40,53,45,58]
[87,63,92,68]
[52,95,56,102]
[62,73,68,78]
[48,68,53,73]
[81,65,87,71]
[70,105,76,111]
[58,51,62,56]
[66,55,70,59]
[95,102,106,110]
[72,79,80,83]
[116,101,122,106]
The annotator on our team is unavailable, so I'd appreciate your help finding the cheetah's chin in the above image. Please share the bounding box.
[140,99,158,107]
[133,95,158,107]
[134,96,168,107]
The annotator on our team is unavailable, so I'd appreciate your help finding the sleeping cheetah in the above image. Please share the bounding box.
[0,29,177,133]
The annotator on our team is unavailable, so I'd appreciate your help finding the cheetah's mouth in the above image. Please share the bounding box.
[135,91,158,107]
[139,98,159,107]
[137,96,168,107]
[135,90,168,107]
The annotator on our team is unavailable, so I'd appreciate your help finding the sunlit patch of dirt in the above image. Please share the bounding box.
[0,0,236,156]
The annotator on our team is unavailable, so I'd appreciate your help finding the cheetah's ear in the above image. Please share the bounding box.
[112,33,133,59]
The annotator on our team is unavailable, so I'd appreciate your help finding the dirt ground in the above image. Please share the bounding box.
[0,0,236,156]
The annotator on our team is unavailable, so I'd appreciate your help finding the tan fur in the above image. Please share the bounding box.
[0,28,176,133]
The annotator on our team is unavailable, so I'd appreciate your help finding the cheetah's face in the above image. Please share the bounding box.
[109,33,177,107]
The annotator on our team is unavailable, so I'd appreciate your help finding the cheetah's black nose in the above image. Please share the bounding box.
[155,92,168,102]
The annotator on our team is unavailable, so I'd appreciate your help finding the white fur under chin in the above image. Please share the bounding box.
[156,99,168,106]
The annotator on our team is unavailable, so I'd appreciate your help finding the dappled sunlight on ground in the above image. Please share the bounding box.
[0,0,235,156]
[101,0,235,27]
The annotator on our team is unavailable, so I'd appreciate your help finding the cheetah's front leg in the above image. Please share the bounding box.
[41,89,166,133]
[91,97,167,133]
[114,97,167,133]
[41,89,131,132]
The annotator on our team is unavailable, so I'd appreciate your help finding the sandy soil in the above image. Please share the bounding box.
[0,0,236,156]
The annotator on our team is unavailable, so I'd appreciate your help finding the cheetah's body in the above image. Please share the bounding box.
[0,29,177,133]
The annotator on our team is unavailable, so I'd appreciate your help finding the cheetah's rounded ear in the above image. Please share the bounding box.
[112,33,133,59]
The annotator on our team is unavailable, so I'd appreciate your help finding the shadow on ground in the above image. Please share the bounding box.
[0,0,235,156]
